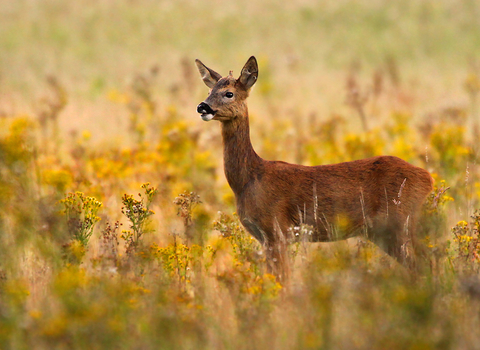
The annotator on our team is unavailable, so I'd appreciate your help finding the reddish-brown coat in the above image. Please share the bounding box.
[196,56,433,271]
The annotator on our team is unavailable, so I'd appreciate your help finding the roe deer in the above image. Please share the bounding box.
[196,56,433,275]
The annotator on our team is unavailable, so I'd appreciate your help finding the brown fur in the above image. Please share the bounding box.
[196,56,434,274]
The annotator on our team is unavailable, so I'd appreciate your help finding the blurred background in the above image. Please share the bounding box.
[1,1,480,348]
[2,0,479,132]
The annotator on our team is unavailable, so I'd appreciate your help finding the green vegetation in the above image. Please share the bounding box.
[1,0,480,349]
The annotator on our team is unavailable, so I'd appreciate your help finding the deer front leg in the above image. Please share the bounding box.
[264,222,291,281]
[265,242,289,281]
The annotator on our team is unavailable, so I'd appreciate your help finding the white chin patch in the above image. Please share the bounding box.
[201,114,214,121]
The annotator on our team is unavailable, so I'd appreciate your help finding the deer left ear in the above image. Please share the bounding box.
[195,59,222,88]
[238,56,258,90]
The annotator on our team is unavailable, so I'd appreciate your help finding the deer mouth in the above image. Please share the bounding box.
[197,102,216,122]
[201,113,215,121]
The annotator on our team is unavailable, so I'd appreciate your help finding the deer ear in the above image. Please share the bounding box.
[238,56,258,90]
[195,59,222,88]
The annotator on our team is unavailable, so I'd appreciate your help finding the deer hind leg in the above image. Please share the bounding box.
[370,212,418,270]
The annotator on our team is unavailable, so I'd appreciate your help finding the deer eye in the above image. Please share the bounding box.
[225,92,234,98]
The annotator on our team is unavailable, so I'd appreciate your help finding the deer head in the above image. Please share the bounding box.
[196,56,258,122]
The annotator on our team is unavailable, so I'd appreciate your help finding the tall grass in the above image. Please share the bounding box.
[1,0,480,349]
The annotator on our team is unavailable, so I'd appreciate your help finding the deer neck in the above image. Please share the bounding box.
[221,111,262,195]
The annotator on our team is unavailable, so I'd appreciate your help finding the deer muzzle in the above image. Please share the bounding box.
[197,102,216,121]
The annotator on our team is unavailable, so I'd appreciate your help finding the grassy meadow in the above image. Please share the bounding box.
[2,0,480,348]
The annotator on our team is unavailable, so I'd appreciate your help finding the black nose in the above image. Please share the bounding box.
[197,102,214,114]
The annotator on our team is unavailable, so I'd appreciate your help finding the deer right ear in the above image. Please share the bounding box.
[195,59,222,88]
[238,56,258,90]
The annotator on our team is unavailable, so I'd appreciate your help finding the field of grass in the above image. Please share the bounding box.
[1,0,480,349]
